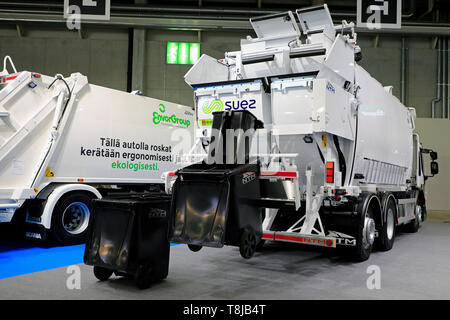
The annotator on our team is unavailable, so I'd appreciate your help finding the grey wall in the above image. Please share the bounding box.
[358,36,438,118]
[415,118,450,211]
[0,26,129,91]
[0,25,441,116]
[143,30,250,107]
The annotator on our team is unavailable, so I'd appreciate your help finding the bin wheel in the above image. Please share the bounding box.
[256,239,266,252]
[93,266,113,281]
[134,264,152,290]
[188,244,202,252]
[239,229,257,259]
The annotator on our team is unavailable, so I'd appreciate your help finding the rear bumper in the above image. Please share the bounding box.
[262,231,337,248]
[0,188,36,222]
[0,207,16,223]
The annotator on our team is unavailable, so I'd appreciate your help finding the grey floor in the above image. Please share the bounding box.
[1,220,450,300]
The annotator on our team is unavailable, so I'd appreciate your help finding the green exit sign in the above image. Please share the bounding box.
[166,42,201,65]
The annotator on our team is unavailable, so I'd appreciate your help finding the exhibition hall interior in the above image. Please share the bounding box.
[0,0,449,302]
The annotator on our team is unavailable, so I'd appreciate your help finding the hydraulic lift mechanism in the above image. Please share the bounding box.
[168,4,438,261]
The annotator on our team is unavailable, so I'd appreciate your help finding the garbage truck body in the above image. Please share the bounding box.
[0,58,194,244]
[173,4,438,260]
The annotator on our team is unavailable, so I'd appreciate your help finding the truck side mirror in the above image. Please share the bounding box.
[431,161,439,175]
[430,151,438,160]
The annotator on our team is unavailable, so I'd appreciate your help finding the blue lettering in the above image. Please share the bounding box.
[222,99,257,111]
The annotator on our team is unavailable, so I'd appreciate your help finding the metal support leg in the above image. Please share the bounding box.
[286,168,325,236]
[262,208,278,231]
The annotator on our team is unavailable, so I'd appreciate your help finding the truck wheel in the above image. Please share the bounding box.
[51,192,94,245]
[93,266,113,281]
[188,244,202,252]
[239,229,257,259]
[353,205,376,262]
[377,199,396,251]
[405,204,421,233]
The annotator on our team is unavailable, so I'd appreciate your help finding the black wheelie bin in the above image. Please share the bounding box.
[169,110,264,259]
[84,192,171,289]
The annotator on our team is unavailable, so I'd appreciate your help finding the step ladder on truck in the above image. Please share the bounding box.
[166,4,439,261]
[0,56,194,244]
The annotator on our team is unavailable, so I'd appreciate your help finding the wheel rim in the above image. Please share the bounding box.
[62,202,90,235]
[363,213,376,248]
[386,208,394,240]
[416,205,422,223]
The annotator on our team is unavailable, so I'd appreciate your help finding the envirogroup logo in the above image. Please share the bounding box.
[202,99,224,114]
[153,104,191,128]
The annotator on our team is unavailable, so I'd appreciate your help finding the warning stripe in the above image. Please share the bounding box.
[262,233,274,240]
[260,171,297,178]
[5,75,17,81]
[273,233,336,247]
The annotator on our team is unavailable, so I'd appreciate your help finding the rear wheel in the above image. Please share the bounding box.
[50,192,95,245]
[353,205,376,262]
[405,204,421,233]
[377,198,396,251]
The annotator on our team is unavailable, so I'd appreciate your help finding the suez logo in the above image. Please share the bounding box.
[201,98,257,114]
[153,104,191,128]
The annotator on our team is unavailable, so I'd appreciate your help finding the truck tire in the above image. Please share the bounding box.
[377,198,396,251]
[50,192,94,245]
[405,204,421,233]
[353,205,376,262]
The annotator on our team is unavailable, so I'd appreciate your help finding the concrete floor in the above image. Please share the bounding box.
[1,213,450,300]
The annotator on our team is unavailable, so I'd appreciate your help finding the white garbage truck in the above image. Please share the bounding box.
[0,56,194,244]
[169,4,439,261]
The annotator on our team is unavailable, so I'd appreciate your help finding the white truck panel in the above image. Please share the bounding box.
[38,83,194,187]
[195,80,271,131]
[0,70,194,224]
[352,65,413,186]
[322,35,355,83]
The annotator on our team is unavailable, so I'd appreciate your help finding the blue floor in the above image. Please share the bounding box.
[0,243,87,280]
[0,224,179,280]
